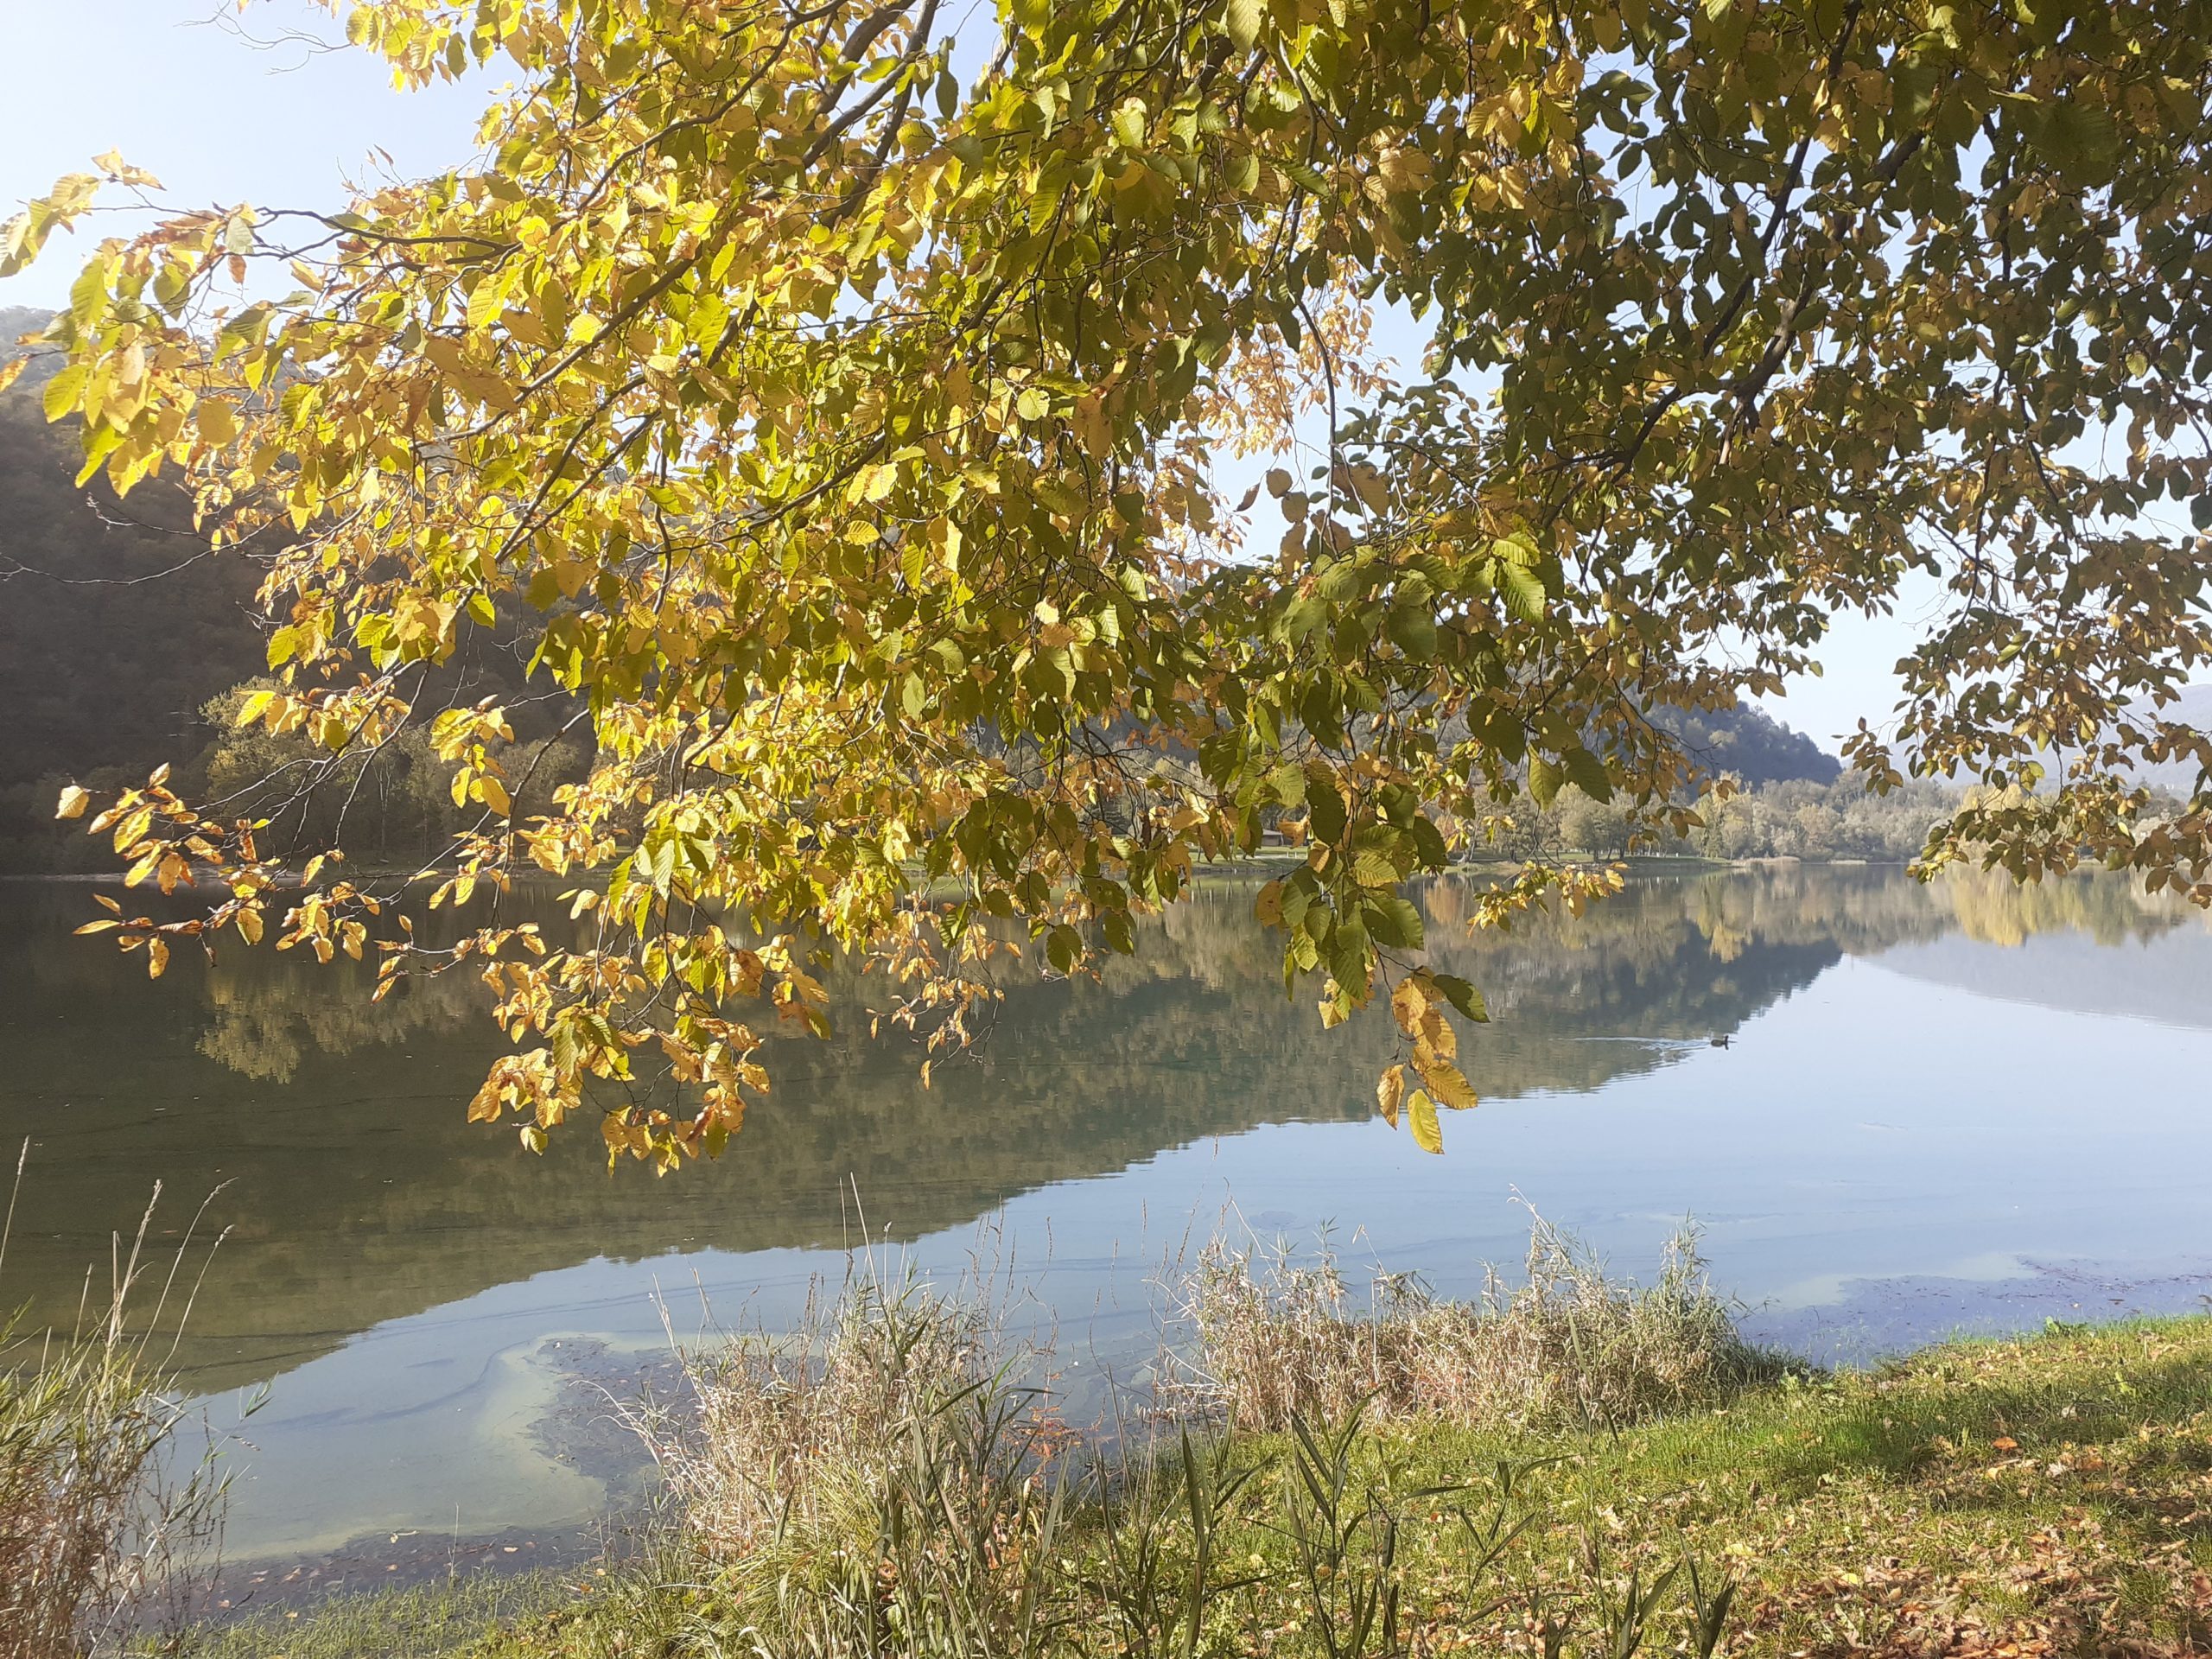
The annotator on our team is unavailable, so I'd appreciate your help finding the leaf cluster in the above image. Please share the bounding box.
[10,0,2212,1161]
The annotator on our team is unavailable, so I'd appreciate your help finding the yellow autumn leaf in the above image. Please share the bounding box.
[1253,879,1283,925]
[196,397,238,448]
[1407,1090,1442,1154]
[1376,1062,1405,1127]
[1389,974,1428,1037]
[1071,393,1109,458]
[1418,1057,1480,1110]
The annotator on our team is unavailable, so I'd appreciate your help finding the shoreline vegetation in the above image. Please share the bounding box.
[0,772,2033,881]
[1,1148,231,1659]
[10,1215,2212,1656]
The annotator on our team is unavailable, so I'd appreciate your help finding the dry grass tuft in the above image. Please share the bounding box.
[1171,1210,1787,1432]
[0,1143,228,1659]
[616,1224,1776,1658]
[634,1268,1071,1656]
[649,1274,1000,1567]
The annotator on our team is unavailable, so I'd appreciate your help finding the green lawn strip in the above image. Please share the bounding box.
[1303,1318,2212,1656]
[193,1319,2212,1658]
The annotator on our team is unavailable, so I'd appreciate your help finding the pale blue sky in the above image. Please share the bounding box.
[0,0,1935,753]
[0,1,486,302]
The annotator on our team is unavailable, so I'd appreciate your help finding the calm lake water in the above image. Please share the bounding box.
[3,863,2209,1577]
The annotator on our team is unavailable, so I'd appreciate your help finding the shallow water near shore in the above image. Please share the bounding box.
[2,862,2209,1573]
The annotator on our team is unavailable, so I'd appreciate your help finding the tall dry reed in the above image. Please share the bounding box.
[1170,1210,1785,1432]
[636,1269,1072,1656]
[630,1230,1753,1659]
[0,1144,229,1658]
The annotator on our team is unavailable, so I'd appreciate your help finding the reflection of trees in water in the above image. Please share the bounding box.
[0,863,2194,1394]
[194,952,490,1083]
[1932,864,2202,948]
[180,862,2202,1084]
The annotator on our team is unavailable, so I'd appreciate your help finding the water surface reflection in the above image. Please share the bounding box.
[1,864,2206,1561]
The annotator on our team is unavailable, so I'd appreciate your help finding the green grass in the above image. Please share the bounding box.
[185,1576,588,1659]
[185,1315,2212,1659]
[1342,1315,2212,1655]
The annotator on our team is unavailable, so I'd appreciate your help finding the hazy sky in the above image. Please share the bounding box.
[1,1,1938,754]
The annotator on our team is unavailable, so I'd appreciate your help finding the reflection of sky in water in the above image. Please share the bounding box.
[206,949,2212,1561]
[3,868,2209,1561]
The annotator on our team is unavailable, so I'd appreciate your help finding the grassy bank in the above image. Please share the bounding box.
[188,1265,2212,1659]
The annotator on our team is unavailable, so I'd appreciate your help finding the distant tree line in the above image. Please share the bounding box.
[1479,777,1960,863]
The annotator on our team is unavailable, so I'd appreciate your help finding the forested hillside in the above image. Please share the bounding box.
[1,312,267,870]
[3,309,584,872]
[1652,700,1841,786]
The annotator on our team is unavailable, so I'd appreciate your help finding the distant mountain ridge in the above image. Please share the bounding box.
[1651,700,1843,786]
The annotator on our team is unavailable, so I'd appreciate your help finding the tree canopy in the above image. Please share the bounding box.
[5,0,2210,1166]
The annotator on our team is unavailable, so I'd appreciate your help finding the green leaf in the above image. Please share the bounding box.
[1430,973,1489,1022]
[1408,814,1450,868]
[1528,753,1562,809]
[1363,893,1425,950]
[1387,604,1437,659]
[1224,0,1262,52]
[1305,766,1347,842]
[1327,912,1370,988]
[1562,747,1613,803]
[1351,847,1398,887]
[40,360,87,422]
[1033,475,1085,515]
[1497,561,1546,623]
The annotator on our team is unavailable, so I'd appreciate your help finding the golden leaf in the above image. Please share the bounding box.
[1389,974,1428,1037]
[1253,879,1283,925]
[1418,1057,1480,1111]
[1376,1063,1405,1127]
[1407,1090,1442,1154]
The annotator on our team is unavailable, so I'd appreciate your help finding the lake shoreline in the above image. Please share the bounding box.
[176,1239,2212,1599]
[7,862,2208,1638]
[184,1310,2212,1657]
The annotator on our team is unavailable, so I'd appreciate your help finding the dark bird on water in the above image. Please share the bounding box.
[1709,1034,1732,1048]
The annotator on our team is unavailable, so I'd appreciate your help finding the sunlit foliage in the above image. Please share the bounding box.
[6,0,2211,1164]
